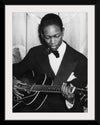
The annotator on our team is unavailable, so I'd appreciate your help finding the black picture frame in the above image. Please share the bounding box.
[1,0,100,124]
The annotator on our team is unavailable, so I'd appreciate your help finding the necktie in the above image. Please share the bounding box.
[47,48,59,58]
[52,50,59,58]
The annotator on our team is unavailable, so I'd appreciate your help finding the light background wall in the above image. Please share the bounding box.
[12,12,88,63]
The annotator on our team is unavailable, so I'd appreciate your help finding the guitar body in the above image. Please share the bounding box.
[13,74,87,112]
[13,74,52,112]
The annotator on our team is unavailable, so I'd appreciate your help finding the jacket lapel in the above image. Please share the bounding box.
[39,48,55,79]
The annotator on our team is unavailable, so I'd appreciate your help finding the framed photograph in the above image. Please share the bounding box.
[2,0,100,124]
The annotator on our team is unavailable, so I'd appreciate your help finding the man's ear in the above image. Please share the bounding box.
[62,27,65,36]
[39,33,45,43]
[40,33,44,38]
[39,32,44,40]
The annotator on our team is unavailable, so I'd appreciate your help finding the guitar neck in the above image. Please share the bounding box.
[30,85,87,93]
[30,85,61,93]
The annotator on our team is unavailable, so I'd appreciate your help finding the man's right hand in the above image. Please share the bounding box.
[13,77,31,100]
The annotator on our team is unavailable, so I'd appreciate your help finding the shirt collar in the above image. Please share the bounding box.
[57,41,66,55]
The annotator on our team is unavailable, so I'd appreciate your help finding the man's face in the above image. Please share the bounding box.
[42,24,64,51]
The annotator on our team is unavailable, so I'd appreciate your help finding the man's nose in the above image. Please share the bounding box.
[50,37,55,44]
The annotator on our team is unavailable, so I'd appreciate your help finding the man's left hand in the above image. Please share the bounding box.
[61,82,75,104]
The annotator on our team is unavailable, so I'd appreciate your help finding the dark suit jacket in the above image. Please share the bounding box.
[13,42,87,112]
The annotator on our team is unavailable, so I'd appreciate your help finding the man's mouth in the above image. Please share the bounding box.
[51,46,56,48]
[51,44,58,48]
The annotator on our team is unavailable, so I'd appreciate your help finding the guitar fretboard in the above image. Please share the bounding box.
[30,84,87,94]
[30,85,61,93]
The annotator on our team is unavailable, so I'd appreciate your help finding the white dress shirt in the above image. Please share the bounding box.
[48,41,66,75]
[48,41,74,109]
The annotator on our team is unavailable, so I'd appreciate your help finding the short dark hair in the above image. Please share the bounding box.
[39,13,63,34]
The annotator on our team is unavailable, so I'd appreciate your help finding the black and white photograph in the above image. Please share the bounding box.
[13,12,88,112]
[5,5,95,120]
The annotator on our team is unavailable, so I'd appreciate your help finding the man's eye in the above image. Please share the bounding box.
[54,34,60,38]
[45,36,50,39]
[44,36,50,39]
[43,34,61,39]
